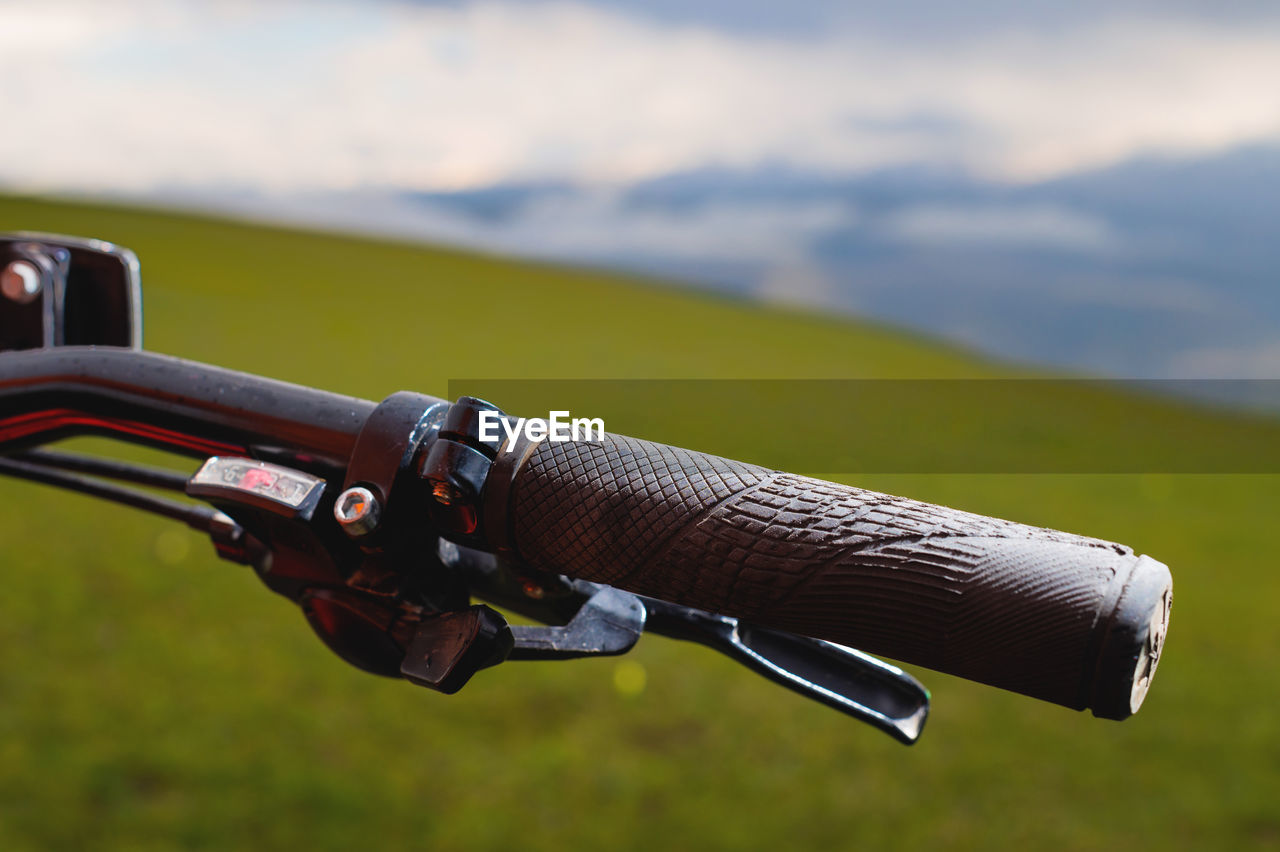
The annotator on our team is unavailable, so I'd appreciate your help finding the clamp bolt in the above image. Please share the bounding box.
[334,486,381,537]
[1,260,43,304]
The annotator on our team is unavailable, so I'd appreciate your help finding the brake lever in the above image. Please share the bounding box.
[440,541,930,744]
[639,596,929,744]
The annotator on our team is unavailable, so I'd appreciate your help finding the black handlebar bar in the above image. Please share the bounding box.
[0,347,385,463]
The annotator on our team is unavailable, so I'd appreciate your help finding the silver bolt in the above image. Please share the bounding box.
[1,260,43,304]
[334,486,381,537]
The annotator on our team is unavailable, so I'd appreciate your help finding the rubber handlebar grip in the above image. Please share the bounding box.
[501,433,1171,718]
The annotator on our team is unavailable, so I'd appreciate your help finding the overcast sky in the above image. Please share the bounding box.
[3,1,1278,379]
[3,0,1279,193]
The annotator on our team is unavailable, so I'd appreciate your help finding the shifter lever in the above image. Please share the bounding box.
[440,540,931,744]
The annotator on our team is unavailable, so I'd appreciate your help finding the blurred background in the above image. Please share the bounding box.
[5,0,1280,378]
[1,1,1278,850]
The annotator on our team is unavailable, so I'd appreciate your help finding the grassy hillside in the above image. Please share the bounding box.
[0,195,1276,851]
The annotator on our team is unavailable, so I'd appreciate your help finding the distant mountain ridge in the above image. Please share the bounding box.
[44,143,1279,381]
[396,144,1280,378]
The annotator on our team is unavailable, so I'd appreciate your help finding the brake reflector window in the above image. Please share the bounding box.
[189,457,324,510]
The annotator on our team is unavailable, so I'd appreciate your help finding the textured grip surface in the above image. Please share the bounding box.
[505,434,1171,717]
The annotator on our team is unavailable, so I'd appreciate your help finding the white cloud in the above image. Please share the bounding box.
[1165,341,1280,379]
[1,0,1279,194]
[881,204,1118,252]
[754,263,840,312]
[129,185,855,270]
[0,6,99,53]
[476,194,856,262]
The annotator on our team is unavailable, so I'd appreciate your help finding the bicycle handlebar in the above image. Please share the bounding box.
[0,349,1172,720]
[496,433,1171,719]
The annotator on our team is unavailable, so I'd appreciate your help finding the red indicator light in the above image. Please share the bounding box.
[240,468,277,491]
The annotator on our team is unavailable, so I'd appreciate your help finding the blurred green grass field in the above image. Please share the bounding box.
[0,195,1277,851]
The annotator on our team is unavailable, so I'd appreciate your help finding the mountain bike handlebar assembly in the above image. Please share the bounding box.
[0,233,1172,744]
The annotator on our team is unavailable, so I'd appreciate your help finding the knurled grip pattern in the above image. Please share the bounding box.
[507,434,1160,712]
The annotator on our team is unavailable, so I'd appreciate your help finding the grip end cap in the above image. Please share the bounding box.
[1090,555,1172,720]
